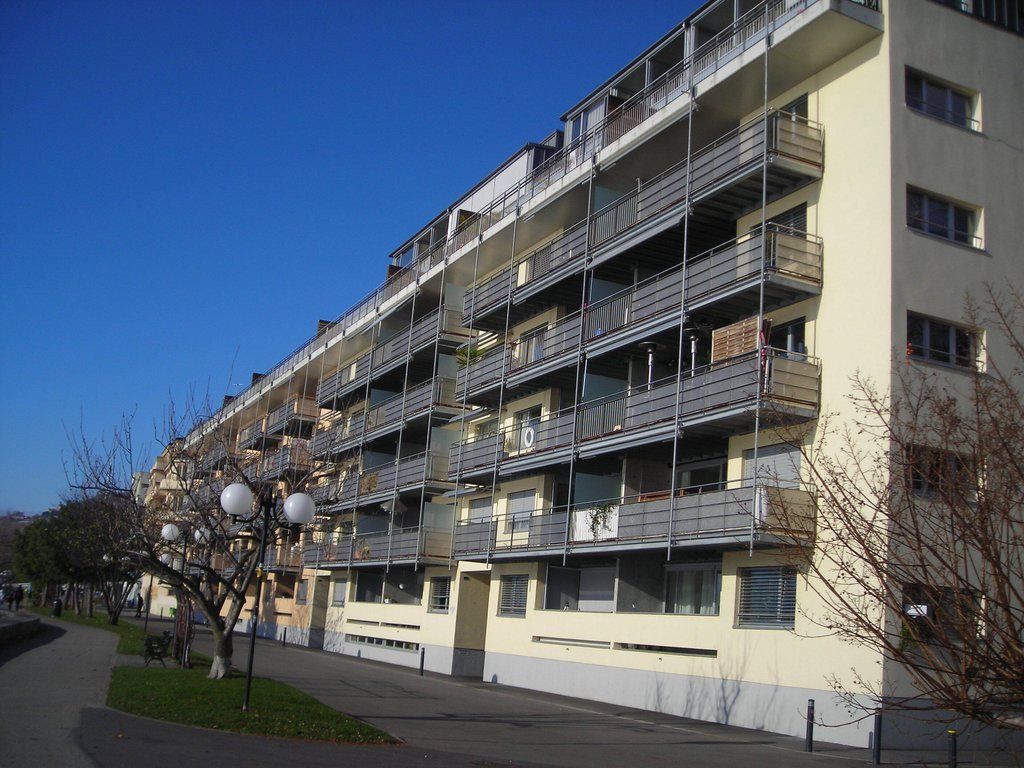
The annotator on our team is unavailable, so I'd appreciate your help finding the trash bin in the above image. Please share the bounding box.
[51,599,62,617]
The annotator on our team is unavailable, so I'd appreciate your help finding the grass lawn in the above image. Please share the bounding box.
[107,662,391,743]
[29,605,146,655]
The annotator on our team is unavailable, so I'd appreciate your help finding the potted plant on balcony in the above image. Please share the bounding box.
[455,341,485,367]
[585,503,615,541]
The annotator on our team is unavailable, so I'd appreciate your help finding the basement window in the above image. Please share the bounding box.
[736,566,797,629]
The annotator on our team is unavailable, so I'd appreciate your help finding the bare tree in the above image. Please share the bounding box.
[772,286,1024,731]
[70,391,332,679]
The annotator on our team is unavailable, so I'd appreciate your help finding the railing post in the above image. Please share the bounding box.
[804,699,815,752]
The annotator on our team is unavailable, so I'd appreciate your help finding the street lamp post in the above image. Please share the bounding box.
[219,482,314,712]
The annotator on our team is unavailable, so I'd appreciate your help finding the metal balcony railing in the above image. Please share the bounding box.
[467,265,515,324]
[199,0,871,436]
[589,111,823,250]
[302,526,453,566]
[316,352,372,408]
[454,480,816,558]
[505,225,823,381]
[309,480,340,506]
[371,308,468,372]
[265,396,319,436]
[199,443,232,473]
[263,544,303,572]
[456,345,506,399]
[262,442,312,480]
[237,420,265,451]
[449,349,820,477]
[355,451,450,502]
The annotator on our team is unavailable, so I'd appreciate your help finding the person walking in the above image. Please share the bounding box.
[5,586,15,612]
[13,585,24,612]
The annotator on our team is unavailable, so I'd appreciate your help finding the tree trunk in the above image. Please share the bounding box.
[87,583,94,618]
[208,628,233,680]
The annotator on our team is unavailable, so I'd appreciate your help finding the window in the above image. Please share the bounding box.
[505,490,536,533]
[902,583,977,642]
[676,458,726,492]
[930,0,1024,35]
[498,574,529,617]
[769,318,806,359]
[907,445,975,499]
[513,327,547,368]
[737,567,797,628]
[355,571,384,603]
[469,497,492,522]
[296,579,308,604]
[666,564,721,615]
[545,564,616,612]
[906,70,977,130]
[332,579,347,606]
[473,417,498,440]
[906,189,979,247]
[907,313,978,369]
[768,203,807,232]
[512,407,541,452]
[428,577,452,613]
[744,443,802,488]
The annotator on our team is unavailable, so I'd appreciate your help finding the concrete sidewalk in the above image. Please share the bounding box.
[169,619,1016,768]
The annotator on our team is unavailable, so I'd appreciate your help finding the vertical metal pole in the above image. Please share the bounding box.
[419,646,425,676]
[413,240,450,572]
[448,232,483,567]
[804,698,815,752]
[666,93,696,562]
[872,710,882,765]
[486,214,520,561]
[947,729,957,768]
[241,499,269,713]
[749,4,772,557]
[561,163,596,566]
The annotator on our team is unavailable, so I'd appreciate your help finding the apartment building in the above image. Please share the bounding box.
[173,0,1023,748]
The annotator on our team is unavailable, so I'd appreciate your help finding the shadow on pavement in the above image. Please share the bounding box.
[78,707,556,768]
[0,621,67,668]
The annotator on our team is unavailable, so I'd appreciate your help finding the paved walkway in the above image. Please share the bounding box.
[0,618,114,767]
[175,621,1014,768]
[3,616,1017,767]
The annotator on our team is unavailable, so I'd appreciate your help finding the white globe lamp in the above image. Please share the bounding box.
[193,527,211,544]
[283,493,315,525]
[220,483,254,517]
[159,553,173,566]
[160,523,180,542]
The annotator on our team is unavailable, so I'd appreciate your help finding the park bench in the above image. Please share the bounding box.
[143,631,173,667]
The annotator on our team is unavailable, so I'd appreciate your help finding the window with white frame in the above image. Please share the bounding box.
[736,567,797,628]
[906,445,975,500]
[332,579,347,606]
[666,563,721,616]
[907,313,979,370]
[468,497,492,522]
[505,489,535,533]
[905,69,977,130]
[906,188,980,247]
[498,574,529,617]
[428,577,452,613]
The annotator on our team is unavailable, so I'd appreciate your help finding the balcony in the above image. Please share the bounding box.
[316,352,372,410]
[364,376,459,440]
[455,346,506,402]
[305,526,453,567]
[237,420,267,451]
[513,111,823,306]
[198,443,233,476]
[454,481,815,560]
[261,442,312,481]
[263,544,303,573]
[310,413,365,459]
[265,396,319,438]
[371,308,470,378]
[309,479,340,507]
[354,451,451,506]
[466,265,515,329]
[505,226,823,387]
[450,349,819,479]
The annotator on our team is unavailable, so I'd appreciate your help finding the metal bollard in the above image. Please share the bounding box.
[947,729,957,768]
[872,710,883,765]
[419,647,425,676]
[805,699,815,752]
[282,627,287,646]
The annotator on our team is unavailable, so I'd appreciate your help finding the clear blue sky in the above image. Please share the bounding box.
[0,0,698,513]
